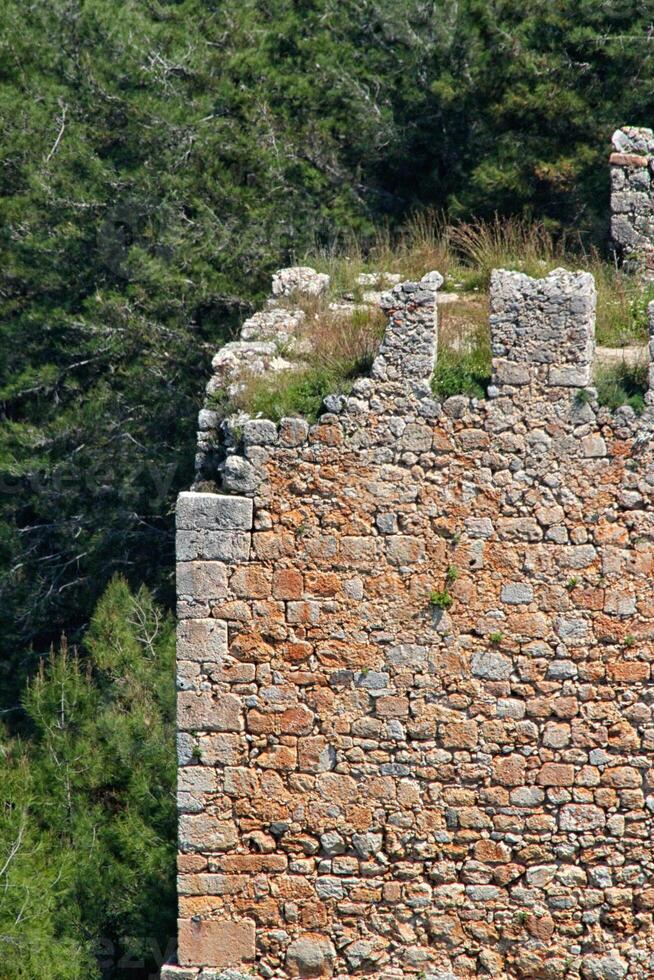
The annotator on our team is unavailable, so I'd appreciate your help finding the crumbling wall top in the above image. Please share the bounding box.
[489,267,596,390]
[371,271,443,383]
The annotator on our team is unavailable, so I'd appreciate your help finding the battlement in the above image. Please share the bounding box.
[489,268,596,390]
[195,261,654,502]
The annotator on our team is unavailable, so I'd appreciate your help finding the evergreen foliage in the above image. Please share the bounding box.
[0,577,176,979]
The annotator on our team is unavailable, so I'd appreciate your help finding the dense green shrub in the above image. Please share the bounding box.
[0,577,176,979]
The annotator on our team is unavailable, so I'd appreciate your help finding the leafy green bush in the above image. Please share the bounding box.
[595,360,648,414]
[430,589,454,610]
[242,366,352,422]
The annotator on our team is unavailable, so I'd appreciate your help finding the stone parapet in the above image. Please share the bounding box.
[489,267,595,392]
[371,271,443,383]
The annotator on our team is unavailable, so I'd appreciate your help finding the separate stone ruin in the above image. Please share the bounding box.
[610,126,654,277]
[163,132,654,980]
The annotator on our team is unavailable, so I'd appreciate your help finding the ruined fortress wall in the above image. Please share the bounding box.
[610,126,654,276]
[165,262,654,980]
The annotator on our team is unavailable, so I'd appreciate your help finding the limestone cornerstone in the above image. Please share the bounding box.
[165,203,654,980]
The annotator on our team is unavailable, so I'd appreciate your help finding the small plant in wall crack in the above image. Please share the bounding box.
[624,634,636,649]
[446,564,459,584]
[489,631,504,645]
[565,576,579,592]
[429,589,453,610]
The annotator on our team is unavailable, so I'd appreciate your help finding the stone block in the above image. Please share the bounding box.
[177,620,227,663]
[492,754,526,787]
[549,364,591,386]
[493,360,530,386]
[471,652,512,680]
[500,583,533,605]
[559,804,606,832]
[279,417,309,446]
[229,565,272,598]
[440,721,478,749]
[178,918,255,968]
[242,419,277,445]
[177,691,243,732]
[222,457,258,494]
[176,530,251,563]
[160,964,199,979]
[286,933,336,977]
[177,562,229,604]
[386,535,424,564]
[537,763,574,786]
[176,493,253,531]
[609,152,649,168]
[179,814,238,853]
[272,568,304,599]
[607,660,650,681]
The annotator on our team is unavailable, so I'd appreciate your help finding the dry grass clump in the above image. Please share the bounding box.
[307,210,456,295]
[586,257,654,347]
[308,213,654,349]
[448,215,563,288]
[307,212,566,293]
[233,301,386,422]
[371,211,456,283]
[301,303,387,375]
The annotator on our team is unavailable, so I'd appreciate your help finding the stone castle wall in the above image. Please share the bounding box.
[164,252,654,980]
[610,126,654,277]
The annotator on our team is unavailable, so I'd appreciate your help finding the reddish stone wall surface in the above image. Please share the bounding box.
[167,271,654,980]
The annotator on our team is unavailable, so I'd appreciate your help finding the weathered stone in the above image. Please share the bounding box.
[177,493,253,530]
[471,651,512,680]
[559,804,606,832]
[177,691,243,732]
[176,530,251,563]
[177,620,227,662]
[272,266,329,297]
[178,919,255,968]
[160,965,199,980]
[501,582,533,604]
[179,814,238,853]
[222,457,258,494]
[580,952,628,980]
[286,934,336,977]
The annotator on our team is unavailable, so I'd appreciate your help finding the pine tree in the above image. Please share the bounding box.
[0,577,176,978]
